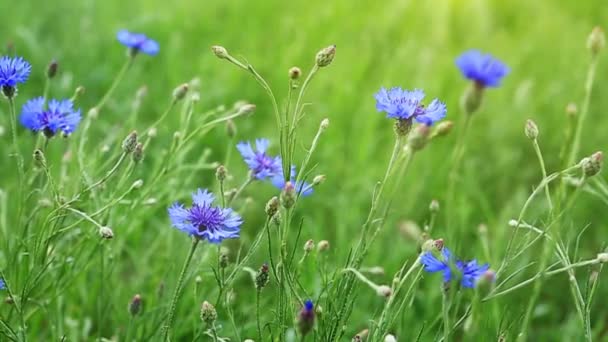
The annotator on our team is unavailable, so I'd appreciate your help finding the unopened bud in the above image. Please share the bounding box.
[508,219,519,227]
[88,107,99,119]
[353,329,369,342]
[407,124,430,151]
[376,285,392,298]
[99,226,114,239]
[255,263,270,290]
[320,118,330,130]
[289,66,302,80]
[211,45,229,59]
[429,200,440,213]
[271,211,281,226]
[597,252,608,263]
[581,151,603,177]
[433,238,444,251]
[132,142,144,163]
[46,60,58,79]
[73,86,85,100]
[216,165,227,182]
[362,266,385,276]
[129,294,142,316]
[312,175,326,186]
[478,223,488,235]
[226,119,237,138]
[316,45,336,67]
[461,83,484,115]
[280,182,296,209]
[304,239,315,253]
[317,240,330,252]
[147,127,157,138]
[566,103,578,118]
[384,334,397,342]
[200,301,217,325]
[587,26,605,56]
[122,131,138,154]
[433,120,454,138]
[525,119,539,140]
[132,179,144,189]
[238,103,256,116]
[195,275,203,285]
[172,83,189,102]
[220,251,229,269]
[265,196,280,217]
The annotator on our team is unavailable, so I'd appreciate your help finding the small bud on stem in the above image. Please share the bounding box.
[316,45,336,67]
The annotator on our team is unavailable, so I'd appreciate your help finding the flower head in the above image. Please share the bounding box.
[20,97,81,137]
[0,278,5,290]
[117,30,160,56]
[168,189,242,243]
[271,166,313,197]
[298,300,315,336]
[237,138,282,180]
[375,87,446,125]
[456,50,509,87]
[0,56,31,89]
[420,247,490,288]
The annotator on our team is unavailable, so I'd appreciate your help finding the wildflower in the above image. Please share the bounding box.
[20,97,81,137]
[168,189,242,243]
[271,166,314,197]
[0,56,31,98]
[237,138,282,180]
[375,87,447,128]
[455,50,509,88]
[117,30,159,56]
[420,247,490,288]
[200,301,217,325]
[297,300,315,336]
[0,278,5,290]
[129,294,142,316]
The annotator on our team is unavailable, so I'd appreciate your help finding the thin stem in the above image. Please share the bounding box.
[162,238,200,340]
[532,138,553,211]
[144,100,177,133]
[94,57,133,111]
[446,114,473,230]
[256,290,262,342]
[7,97,24,194]
[442,288,451,342]
[125,317,134,342]
[227,178,253,206]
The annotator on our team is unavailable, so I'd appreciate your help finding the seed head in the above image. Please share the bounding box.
[200,301,217,325]
[211,45,229,59]
[122,131,138,154]
[46,60,58,79]
[99,226,114,239]
[525,119,539,140]
[129,294,142,316]
[316,45,336,67]
[587,26,605,56]
[289,66,302,80]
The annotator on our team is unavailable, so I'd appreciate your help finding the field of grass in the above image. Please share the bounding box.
[1,0,607,341]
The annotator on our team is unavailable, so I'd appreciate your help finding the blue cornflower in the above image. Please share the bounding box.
[0,278,5,290]
[20,97,81,137]
[298,300,315,336]
[237,138,282,180]
[271,166,313,197]
[117,30,160,56]
[420,247,489,288]
[455,50,509,87]
[0,56,31,97]
[375,87,446,125]
[168,189,242,243]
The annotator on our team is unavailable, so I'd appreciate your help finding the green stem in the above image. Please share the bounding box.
[95,57,133,111]
[446,114,473,231]
[162,238,200,340]
[256,290,262,341]
[227,178,253,206]
[442,288,451,342]
[532,138,553,211]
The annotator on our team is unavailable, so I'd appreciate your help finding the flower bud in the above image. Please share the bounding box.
[237,103,256,116]
[265,196,280,217]
[216,165,227,182]
[88,107,99,119]
[73,86,85,100]
[433,238,444,251]
[384,334,397,342]
[99,226,114,239]
[211,45,229,59]
[320,118,330,131]
[316,45,336,67]
[195,275,203,285]
[289,66,301,80]
[597,252,608,263]
[280,182,296,209]
[429,200,440,213]
[566,103,578,118]
[33,149,47,168]
[132,179,144,189]
[271,211,281,226]
[226,119,237,138]
[407,124,430,151]
[525,119,539,140]
[200,301,217,325]
[461,83,484,115]
[129,294,142,316]
[376,285,392,298]
[587,26,605,56]
[255,263,270,290]
[297,300,315,336]
[172,83,189,102]
[312,175,326,186]
[304,239,315,253]
[132,143,144,163]
[353,329,369,342]
[122,131,138,154]
[581,151,603,177]
[46,60,58,79]
[317,240,330,252]
[433,120,454,137]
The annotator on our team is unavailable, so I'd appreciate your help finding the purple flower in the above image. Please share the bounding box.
[420,247,490,288]
[168,189,242,243]
[271,166,313,197]
[237,138,282,180]
[117,30,160,56]
[20,97,81,137]
[455,50,509,87]
[0,278,5,290]
[298,300,315,336]
[375,87,446,125]
[0,56,31,88]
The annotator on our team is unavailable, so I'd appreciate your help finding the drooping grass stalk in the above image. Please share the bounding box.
[162,238,200,340]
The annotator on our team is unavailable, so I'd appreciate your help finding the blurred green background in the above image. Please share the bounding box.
[1,0,607,340]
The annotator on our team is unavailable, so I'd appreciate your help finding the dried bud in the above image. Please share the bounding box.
[312,175,326,186]
[316,45,336,67]
[280,182,296,209]
[407,124,430,151]
[132,143,144,163]
[265,196,280,217]
[433,120,454,137]
[289,66,302,80]
[581,151,603,177]
[320,118,330,131]
[122,131,138,154]
[172,83,189,102]
[376,285,392,298]
[525,119,539,140]
[304,239,315,253]
[216,165,227,182]
[129,294,142,316]
[429,200,440,213]
[399,220,421,242]
[99,226,114,239]
[46,60,58,79]
[587,26,605,56]
[255,263,270,290]
[317,240,330,252]
[226,119,237,138]
[200,301,217,325]
[211,45,229,59]
[461,83,484,115]
[597,252,608,263]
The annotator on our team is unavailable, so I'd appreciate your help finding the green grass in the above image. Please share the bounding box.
[1,0,608,340]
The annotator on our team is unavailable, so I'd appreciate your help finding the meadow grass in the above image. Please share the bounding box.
[0,0,608,341]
